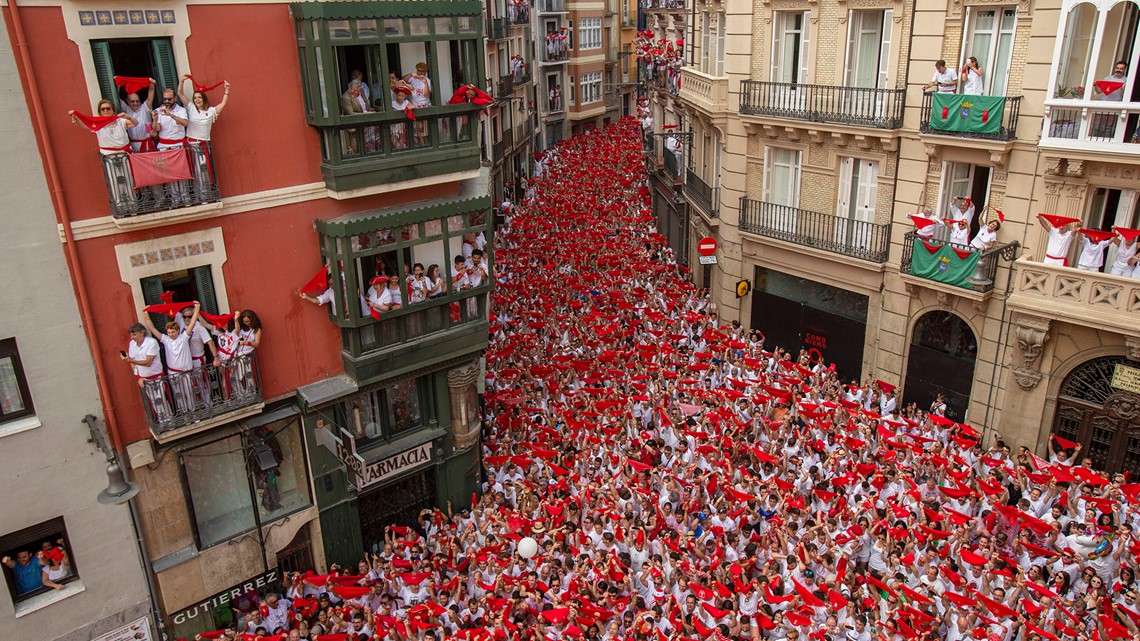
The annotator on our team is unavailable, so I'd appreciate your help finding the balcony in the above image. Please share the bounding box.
[685,169,718,218]
[680,68,730,117]
[1008,258,1140,335]
[537,0,566,13]
[513,64,532,87]
[661,148,682,181]
[739,198,891,263]
[739,81,904,129]
[507,6,529,25]
[1042,101,1140,155]
[541,49,569,64]
[641,0,685,12]
[919,91,1021,142]
[141,354,263,439]
[899,231,1019,294]
[102,144,220,219]
[488,17,508,40]
[492,128,514,163]
[318,109,482,192]
[498,74,514,98]
[648,71,680,96]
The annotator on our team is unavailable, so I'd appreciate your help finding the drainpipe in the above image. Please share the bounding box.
[8,0,126,452]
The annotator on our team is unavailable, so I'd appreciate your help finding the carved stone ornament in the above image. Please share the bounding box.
[1012,366,1044,391]
[1011,314,1050,390]
[1105,393,1140,421]
[1044,158,1066,176]
[1127,336,1140,362]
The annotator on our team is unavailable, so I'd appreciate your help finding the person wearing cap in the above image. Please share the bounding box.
[374,275,403,312]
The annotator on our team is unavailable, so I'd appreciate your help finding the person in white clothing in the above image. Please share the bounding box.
[376,276,404,311]
[120,79,156,152]
[924,60,958,93]
[970,219,1001,251]
[1037,213,1079,266]
[912,207,940,240]
[1076,233,1113,271]
[949,196,976,229]
[151,88,191,205]
[122,321,171,421]
[1109,233,1138,276]
[70,100,138,207]
[961,57,985,95]
[1093,61,1128,102]
[947,218,971,245]
[143,301,202,414]
[178,75,231,197]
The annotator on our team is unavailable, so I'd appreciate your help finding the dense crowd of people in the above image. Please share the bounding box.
[637,31,683,96]
[186,120,1140,641]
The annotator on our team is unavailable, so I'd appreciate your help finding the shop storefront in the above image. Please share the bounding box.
[169,569,283,640]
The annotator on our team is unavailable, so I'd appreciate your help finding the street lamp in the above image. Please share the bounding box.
[82,414,139,505]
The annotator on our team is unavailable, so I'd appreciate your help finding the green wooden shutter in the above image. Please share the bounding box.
[140,275,168,328]
[151,39,178,102]
[91,41,118,103]
[192,266,219,314]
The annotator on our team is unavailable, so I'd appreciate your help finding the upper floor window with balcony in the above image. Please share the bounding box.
[698,11,726,77]
[961,8,1016,97]
[581,72,604,104]
[578,18,602,50]
[314,194,493,359]
[291,2,487,192]
[1043,0,1140,149]
[771,12,810,86]
[844,10,892,92]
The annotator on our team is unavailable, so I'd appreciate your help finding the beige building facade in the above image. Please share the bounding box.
[650,0,1140,473]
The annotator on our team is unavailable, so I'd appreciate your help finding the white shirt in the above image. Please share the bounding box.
[962,67,984,95]
[186,104,218,141]
[1077,236,1112,270]
[95,118,131,154]
[160,331,193,372]
[932,68,958,92]
[129,337,163,378]
[154,104,188,147]
[1099,73,1126,102]
[378,286,403,308]
[121,100,152,142]
[1045,227,1074,263]
[971,227,997,250]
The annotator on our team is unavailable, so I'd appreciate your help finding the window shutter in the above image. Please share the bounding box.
[141,275,168,328]
[878,10,893,89]
[837,157,853,219]
[151,39,179,101]
[857,160,878,222]
[91,41,118,103]
[193,266,219,314]
[770,14,783,83]
[799,12,811,85]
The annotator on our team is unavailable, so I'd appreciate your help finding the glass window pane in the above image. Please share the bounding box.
[402,224,420,242]
[409,18,430,36]
[357,19,378,38]
[435,18,454,35]
[458,16,477,33]
[0,356,26,414]
[250,423,312,523]
[424,219,443,237]
[387,379,423,434]
[329,20,351,39]
[184,435,257,547]
[385,19,405,37]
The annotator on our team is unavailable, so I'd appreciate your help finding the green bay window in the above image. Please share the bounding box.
[292,2,486,191]
[315,193,492,377]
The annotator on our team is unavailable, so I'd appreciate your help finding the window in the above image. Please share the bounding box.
[181,418,311,548]
[716,12,726,77]
[837,158,880,247]
[91,38,177,106]
[342,376,430,447]
[1,517,78,607]
[961,8,1016,96]
[1087,188,1139,271]
[569,74,576,104]
[0,339,33,423]
[763,147,802,208]
[1052,0,1138,101]
[578,18,602,50]
[581,71,603,104]
[844,10,892,90]
[771,11,811,84]
[140,267,219,329]
[700,13,712,74]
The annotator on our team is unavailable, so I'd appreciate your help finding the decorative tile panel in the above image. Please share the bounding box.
[129,240,214,269]
[79,8,175,26]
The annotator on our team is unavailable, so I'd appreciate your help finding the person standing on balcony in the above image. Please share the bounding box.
[923,60,958,93]
[142,301,201,414]
[947,217,971,245]
[961,57,985,95]
[340,79,372,115]
[405,63,433,108]
[176,304,220,406]
[1093,61,1128,102]
[950,196,976,229]
[120,79,155,152]
[970,218,1001,251]
[1037,213,1079,266]
[122,321,171,421]
[234,310,262,396]
[178,76,230,198]
[151,89,190,205]
[1109,230,1139,276]
[69,100,138,208]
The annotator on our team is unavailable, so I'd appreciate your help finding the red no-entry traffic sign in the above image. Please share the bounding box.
[697,236,717,256]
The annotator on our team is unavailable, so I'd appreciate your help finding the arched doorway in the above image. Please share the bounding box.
[902,311,978,420]
[1050,356,1140,476]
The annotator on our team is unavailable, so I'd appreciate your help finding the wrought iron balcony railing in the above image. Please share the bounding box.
[899,230,1020,292]
[1042,101,1140,151]
[919,91,1021,141]
[685,169,718,217]
[640,0,685,11]
[739,198,891,263]
[141,354,262,435]
[488,17,508,40]
[507,6,529,24]
[537,0,566,13]
[739,81,905,129]
[101,142,220,218]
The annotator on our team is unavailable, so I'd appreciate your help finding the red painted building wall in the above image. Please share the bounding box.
[8,4,465,444]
